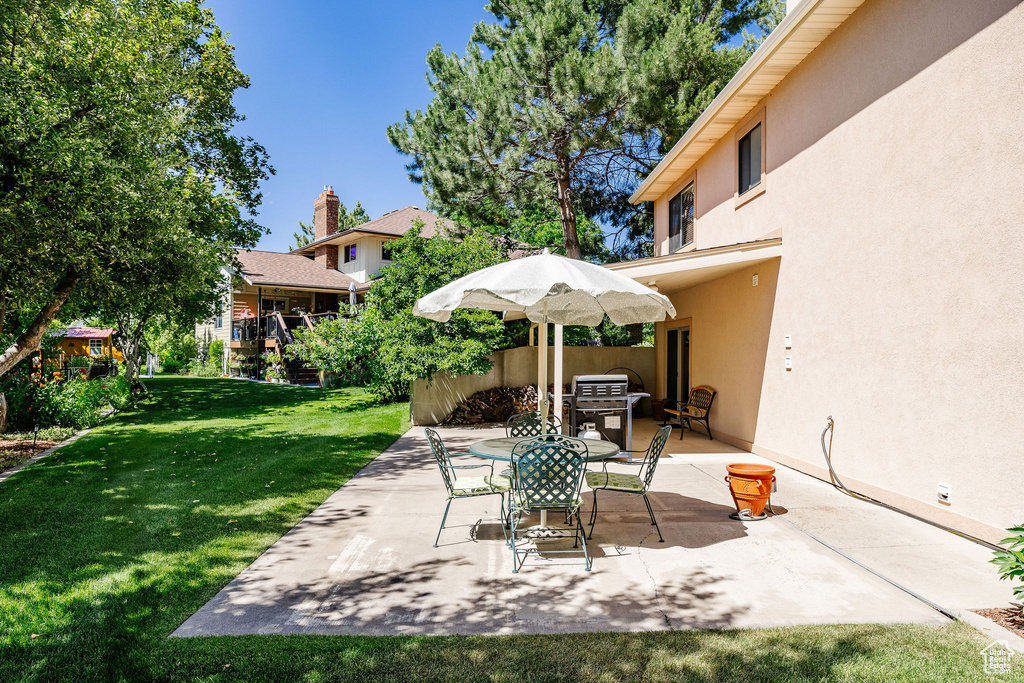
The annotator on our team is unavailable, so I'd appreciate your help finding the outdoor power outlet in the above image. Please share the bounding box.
[937,482,951,505]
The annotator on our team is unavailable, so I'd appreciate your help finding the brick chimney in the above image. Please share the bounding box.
[313,186,340,269]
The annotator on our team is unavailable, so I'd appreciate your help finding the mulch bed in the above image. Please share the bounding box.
[973,607,1024,640]
[0,440,62,475]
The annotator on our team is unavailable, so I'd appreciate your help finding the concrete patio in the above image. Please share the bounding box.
[174,420,1014,637]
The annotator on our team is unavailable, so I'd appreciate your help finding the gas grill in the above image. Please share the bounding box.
[564,374,649,459]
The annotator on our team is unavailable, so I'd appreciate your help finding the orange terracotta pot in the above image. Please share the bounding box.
[724,463,776,517]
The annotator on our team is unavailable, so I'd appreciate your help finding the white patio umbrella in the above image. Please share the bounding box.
[413,248,675,426]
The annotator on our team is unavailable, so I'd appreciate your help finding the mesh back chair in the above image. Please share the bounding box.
[508,436,591,573]
[585,425,671,542]
[425,428,510,547]
[506,411,562,438]
[663,386,717,440]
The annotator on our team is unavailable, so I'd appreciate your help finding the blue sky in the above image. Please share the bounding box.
[207,1,492,252]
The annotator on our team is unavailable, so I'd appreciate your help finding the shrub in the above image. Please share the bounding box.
[1,362,133,432]
[992,525,1024,602]
[36,378,109,430]
[157,333,197,372]
[69,355,92,369]
[208,339,224,366]
[183,359,221,378]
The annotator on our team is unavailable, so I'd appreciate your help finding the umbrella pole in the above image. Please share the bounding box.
[538,317,548,421]
[553,324,563,434]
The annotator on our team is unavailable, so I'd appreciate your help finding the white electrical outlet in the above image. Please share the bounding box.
[785,356,792,370]
[785,334,792,349]
[752,274,759,286]
[937,482,951,504]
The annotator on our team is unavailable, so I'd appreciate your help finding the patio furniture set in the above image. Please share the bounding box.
[426,411,673,573]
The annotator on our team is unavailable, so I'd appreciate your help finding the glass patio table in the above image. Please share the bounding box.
[469,436,620,462]
[468,436,620,529]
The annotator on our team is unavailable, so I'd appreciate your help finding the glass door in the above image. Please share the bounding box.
[666,327,690,404]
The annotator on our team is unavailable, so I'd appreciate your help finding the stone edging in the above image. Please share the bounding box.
[0,428,92,485]
[961,609,1024,653]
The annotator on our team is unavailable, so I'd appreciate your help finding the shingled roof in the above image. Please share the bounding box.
[290,206,456,255]
[235,249,359,291]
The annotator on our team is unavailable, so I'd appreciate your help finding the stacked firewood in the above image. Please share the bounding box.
[443,385,539,425]
[443,384,585,425]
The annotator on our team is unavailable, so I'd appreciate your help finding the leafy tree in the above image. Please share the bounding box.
[452,201,608,262]
[97,223,229,390]
[388,0,780,261]
[291,201,372,249]
[0,0,271,427]
[288,223,507,401]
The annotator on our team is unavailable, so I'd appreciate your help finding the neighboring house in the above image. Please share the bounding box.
[196,188,455,380]
[610,0,1023,542]
[53,327,124,362]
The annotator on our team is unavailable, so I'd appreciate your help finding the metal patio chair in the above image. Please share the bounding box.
[663,386,717,440]
[512,434,588,527]
[505,411,562,438]
[586,425,671,542]
[425,428,510,547]
[508,436,591,573]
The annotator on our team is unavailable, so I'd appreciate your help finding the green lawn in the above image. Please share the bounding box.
[0,376,1002,682]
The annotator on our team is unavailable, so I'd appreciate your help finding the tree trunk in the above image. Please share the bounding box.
[0,269,80,378]
[555,175,582,260]
[114,312,149,394]
[0,393,7,434]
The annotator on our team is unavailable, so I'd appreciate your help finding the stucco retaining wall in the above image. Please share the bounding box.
[411,346,655,426]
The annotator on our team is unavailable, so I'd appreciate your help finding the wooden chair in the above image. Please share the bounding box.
[663,386,717,440]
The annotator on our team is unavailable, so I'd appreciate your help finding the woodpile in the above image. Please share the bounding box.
[443,385,539,425]
[442,379,646,426]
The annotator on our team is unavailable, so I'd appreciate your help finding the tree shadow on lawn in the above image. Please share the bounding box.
[0,377,410,680]
[117,375,381,427]
[153,621,986,683]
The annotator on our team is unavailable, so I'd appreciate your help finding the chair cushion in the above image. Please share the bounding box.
[585,471,645,492]
[510,490,583,510]
[682,406,708,418]
[452,474,511,497]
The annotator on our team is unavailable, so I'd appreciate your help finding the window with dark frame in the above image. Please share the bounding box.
[738,123,762,196]
[343,244,357,263]
[381,244,392,261]
[89,339,102,356]
[668,182,695,253]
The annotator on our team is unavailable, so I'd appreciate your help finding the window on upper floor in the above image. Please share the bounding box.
[668,182,694,253]
[215,315,223,329]
[738,123,762,196]
[343,244,357,263]
[89,339,103,356]
[381,244,393,261]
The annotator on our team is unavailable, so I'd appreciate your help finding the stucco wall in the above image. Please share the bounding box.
[411,346,656,426]
[647,0,1024,538]
[655,260,779,449]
